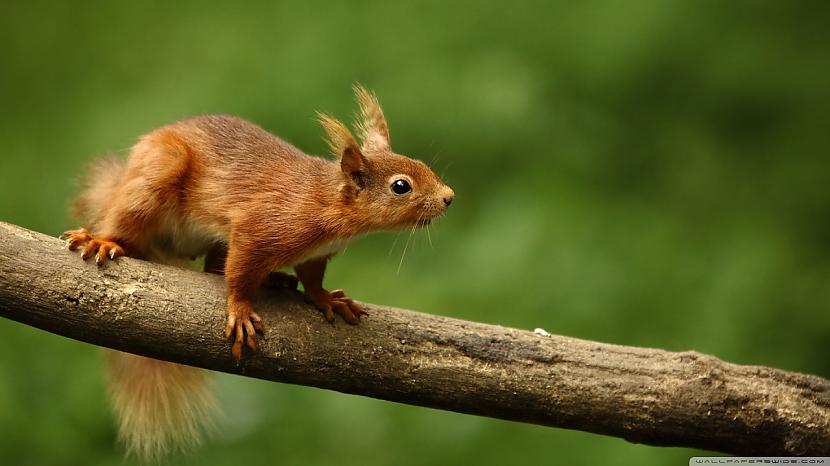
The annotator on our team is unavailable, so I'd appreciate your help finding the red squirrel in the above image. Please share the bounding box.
[63,86,454,458]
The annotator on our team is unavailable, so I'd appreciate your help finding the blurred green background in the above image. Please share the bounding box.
[1,1,829,465]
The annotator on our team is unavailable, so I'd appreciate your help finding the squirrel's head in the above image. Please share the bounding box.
[319,85,454,231]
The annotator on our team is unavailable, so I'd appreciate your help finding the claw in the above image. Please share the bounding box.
[81,241,98,260]
[332,300,356,323]
[225,300,263,360]
[309,289,366,324]
[231,340,243,361]
[323,305,335,323]
[63,228,124,265]
[224,313,236,340]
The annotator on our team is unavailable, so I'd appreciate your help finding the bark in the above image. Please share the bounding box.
[0,221,828,455]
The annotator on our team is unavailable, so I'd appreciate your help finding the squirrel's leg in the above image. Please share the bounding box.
[294,257,367,324]
[63,178,158,264]
[205,243,297,289]
[223,242,273,360]
[63,179,150,263]
[65,134,193,264]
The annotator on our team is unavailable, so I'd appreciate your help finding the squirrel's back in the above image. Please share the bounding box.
[74,114,331,261]
[170,114,308,167]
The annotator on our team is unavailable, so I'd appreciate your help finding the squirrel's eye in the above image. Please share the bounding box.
[391,179,412,195]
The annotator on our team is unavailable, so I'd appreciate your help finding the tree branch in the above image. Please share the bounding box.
[0,221,828,455]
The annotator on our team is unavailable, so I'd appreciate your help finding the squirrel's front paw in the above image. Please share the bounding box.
[307,289,367,324]
[61,228,126,265]
[224,300,264,360]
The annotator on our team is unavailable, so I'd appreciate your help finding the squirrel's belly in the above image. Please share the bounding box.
[295,237,353,264]
[152,215,227,259]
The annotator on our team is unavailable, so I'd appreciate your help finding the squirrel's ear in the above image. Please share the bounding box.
[318,112,367,182]
[340,145,365,183]
[353,84,391,152]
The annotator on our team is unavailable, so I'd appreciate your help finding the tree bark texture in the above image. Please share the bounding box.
[0,221,828,455]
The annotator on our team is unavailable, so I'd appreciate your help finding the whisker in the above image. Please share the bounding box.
[397,229,413,274]
[388,229,405,256]
[429,147,443,167]
[397,212,421,274]
[425,223,433,249]
[422,207,434,250]
[440,161,454,180]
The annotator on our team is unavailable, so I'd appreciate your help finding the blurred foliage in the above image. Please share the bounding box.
[1,1,829,465]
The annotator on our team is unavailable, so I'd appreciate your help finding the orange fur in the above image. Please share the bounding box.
[317,112,359,159]
[107,351,217,460]
[67,87,455,458]
[72,155,126,231]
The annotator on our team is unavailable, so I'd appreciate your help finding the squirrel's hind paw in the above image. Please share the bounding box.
[62,228,125,265]
[62,228,93,249]
[308,289,368,324]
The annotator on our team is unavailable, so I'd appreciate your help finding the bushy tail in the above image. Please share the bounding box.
[73,156,218,459]
[106,351,218,460]
[71,155,127,230]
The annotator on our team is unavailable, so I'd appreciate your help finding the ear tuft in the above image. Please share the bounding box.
[317,112,360,158]
[317,112,366,185]
[353,84,391,151]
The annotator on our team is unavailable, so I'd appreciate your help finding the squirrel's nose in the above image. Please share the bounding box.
[442,187,455,207]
